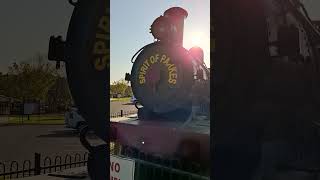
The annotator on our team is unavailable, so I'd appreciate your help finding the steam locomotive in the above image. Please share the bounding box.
[126,7,210,122]
[48,2,210,178]
[46,0,320,179]
[112,7,211,174]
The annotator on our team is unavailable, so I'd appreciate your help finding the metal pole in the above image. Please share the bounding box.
[34,153,41,175]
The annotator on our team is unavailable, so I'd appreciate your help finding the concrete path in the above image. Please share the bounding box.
[0,116,8,125]
[16,166,90,180]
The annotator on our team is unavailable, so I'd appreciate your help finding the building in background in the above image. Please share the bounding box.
[0,95,22,115]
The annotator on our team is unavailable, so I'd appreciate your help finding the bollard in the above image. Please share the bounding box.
[34,153,41,175]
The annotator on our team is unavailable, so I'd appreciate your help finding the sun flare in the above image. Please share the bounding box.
[184,30,210,65]
[189,31,204,46]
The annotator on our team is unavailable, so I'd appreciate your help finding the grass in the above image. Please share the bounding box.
[7,114,64,125]
[110,97,131,102]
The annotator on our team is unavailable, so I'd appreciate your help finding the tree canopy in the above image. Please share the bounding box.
[110,79,132,97]
[0,53,72,112]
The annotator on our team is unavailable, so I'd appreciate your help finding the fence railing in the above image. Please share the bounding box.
[0,152,88,179]
[110,110,137,118]
[110,142,210,180]
[1,145,209,180]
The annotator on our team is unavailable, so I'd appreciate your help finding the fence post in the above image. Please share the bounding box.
[121,110,123,117]
[34,153,41,175]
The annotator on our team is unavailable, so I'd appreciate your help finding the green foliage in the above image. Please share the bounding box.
[46,77,73,112]
[110,79,132,97]
[124,86,133,97]
[3,53,58,101]
[0,53,73,110]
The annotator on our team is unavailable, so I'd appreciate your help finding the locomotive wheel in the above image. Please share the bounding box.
[65,0,108,141]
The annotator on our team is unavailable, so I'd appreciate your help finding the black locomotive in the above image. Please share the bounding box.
[126,7,210,121]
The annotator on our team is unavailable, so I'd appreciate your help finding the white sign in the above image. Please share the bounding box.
[110,155,135,180]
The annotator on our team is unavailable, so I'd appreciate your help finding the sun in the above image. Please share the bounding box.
[184,31,207,52]
[189,31,204,46]
[184,31,205,47]
[183,30,210,65]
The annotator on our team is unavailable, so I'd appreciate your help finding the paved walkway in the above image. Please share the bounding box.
[0,116,8,125]
[0,125,102,165]
[110,113,137,122]
[16,167,90,180]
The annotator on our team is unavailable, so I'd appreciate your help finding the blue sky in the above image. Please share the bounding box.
[0,0,319,80]
[110,0,210,82]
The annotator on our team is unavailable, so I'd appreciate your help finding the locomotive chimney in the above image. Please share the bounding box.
[164,7,188,46]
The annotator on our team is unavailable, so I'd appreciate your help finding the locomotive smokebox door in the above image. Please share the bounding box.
[131,43,194,116]
[64,0,108,141]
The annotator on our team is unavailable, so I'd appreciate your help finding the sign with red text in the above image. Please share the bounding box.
[110,155,135,180]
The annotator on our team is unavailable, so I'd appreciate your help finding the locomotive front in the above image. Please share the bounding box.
[126,7,210,121]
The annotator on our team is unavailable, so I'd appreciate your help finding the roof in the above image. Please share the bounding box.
[0,95,21,103]
[0,95,10,102]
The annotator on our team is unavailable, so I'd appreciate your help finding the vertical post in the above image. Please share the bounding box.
[34,153,41,175]
[121,110,123,117]
[38,100,41,119]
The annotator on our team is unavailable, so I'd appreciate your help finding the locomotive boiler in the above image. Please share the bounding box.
[126,7,210,122]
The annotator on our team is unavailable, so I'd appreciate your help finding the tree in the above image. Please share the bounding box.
[124,86,133,97]
[4,53,60,101]
[47,77,73,112]
[110,79,130,97]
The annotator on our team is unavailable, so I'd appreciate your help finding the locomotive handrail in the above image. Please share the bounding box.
[131,42,162,63]
[200,63,210,78]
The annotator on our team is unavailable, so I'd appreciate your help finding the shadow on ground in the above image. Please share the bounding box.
[37,129,99,139]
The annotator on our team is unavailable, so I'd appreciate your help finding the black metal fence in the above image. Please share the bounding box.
[0,146,209,179]
[110,142,210,180]
[110,110,137,118]
[0,152,88,179]
[0,103,10,115]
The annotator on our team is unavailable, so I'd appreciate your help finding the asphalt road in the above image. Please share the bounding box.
[0,125,104,165]
[110,101,137,114]
[0,101,136,166]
